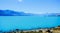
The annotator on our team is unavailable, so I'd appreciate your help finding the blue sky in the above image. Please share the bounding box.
[0,0,60,14]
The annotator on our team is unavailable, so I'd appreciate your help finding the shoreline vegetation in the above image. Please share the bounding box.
[0,25,60,33]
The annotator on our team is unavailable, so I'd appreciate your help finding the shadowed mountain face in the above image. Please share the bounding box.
[0,10,34,16]
[0,10,60,16]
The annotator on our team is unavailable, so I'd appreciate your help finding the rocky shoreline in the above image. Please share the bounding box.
[0,25,60,33]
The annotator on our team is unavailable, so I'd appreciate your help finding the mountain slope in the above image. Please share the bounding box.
[0,10,34,16]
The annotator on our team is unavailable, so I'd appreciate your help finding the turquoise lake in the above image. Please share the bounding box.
[0,16,60,31]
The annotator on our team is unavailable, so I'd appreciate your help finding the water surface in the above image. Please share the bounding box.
[0,16,60,31]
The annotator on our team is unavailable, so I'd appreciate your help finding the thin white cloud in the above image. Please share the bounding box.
[18,0,23,2]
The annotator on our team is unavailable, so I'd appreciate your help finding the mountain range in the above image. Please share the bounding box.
[0,10,35,16]
[0,10,60,16]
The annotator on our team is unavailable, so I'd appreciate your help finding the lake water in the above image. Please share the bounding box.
[0,16,60,32]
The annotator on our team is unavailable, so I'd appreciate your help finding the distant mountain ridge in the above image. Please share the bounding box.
[0,10,35,16]
[0,10,60,16]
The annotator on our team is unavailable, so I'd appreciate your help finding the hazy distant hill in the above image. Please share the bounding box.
[0,10,60,16]
[45,13,60,16]
[0,10,34,16]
